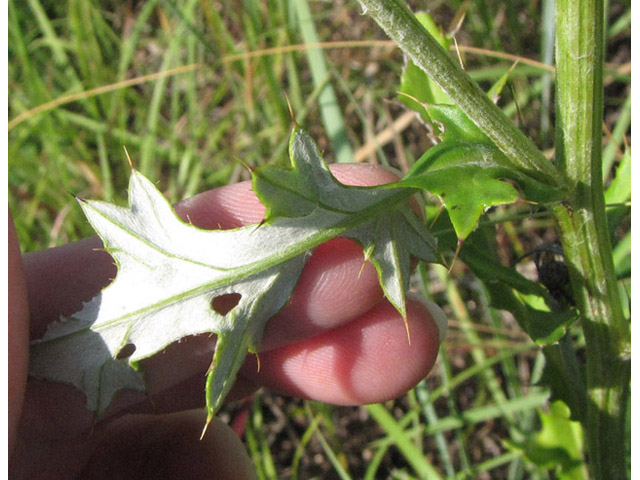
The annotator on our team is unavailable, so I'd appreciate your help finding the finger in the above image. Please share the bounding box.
[8,212,30,453]
[23,236,114,338]
[106,295,446,416]
[107,345,259,417]
[239,297,445,406]
[82,410,255,479]
[175,180,265,229]
[261,237,383,350]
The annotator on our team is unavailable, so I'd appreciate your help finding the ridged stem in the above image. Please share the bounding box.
[357,0,565,187]
[553,0,630,476]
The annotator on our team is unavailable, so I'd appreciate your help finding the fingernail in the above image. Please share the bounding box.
[410,295,448,343]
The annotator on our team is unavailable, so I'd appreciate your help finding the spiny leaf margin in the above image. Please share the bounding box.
[397,104,564,240]
[29,125,440,427]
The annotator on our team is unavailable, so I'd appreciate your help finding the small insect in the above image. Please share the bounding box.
[515,243,574,306]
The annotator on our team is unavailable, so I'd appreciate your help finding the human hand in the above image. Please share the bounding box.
[9,164,446,478]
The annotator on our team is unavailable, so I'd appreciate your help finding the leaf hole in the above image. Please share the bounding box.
[211,293,242,315]
[116,343,136,360]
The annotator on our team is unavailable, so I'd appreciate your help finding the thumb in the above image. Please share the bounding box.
[81,410,255,479]
[8,210,30,454]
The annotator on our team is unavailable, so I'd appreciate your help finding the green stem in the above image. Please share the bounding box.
[357,0,564,187]
[553,0,630,477]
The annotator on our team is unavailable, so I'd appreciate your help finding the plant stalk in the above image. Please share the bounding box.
[357,0,564,188]
[360,0,630,474]
[553,0,630,477]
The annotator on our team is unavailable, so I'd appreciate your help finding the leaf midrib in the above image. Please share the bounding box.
[85,186,417,337]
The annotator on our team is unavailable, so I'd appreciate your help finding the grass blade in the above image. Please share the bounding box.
[367,403,443,480]
[293,0,353,163]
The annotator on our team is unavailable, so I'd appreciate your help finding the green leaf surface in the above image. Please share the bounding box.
[254,127,439,320]
[461,231,577,345]
[510,400,586,480]
[539,343,587,424]
[612,231,630,279]
[398,12,452,122]
[486,62,517,104]
[604,148,630,204]
[398,104,561,240]
[605,149,631,238]
[29,126,438,424]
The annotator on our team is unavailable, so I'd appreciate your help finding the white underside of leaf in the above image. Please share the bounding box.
[29,126,439,420]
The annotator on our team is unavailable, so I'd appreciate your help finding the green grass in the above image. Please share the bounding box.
[9,0,630,478]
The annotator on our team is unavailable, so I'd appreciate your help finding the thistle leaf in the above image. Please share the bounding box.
[398,104,563,240]
[29,126,438,423]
